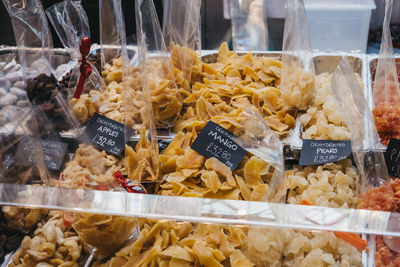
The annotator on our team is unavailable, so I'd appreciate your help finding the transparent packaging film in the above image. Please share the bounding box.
[135,0,182,130]
[46,0,106,124]
[99,0,125,67]
[2,0,53,73]
[162,0,202,85]
[229,0,269,51]
[332,57,389,192]
[372,0,400,146]
[332,56,400,267]
[281,0,315,110]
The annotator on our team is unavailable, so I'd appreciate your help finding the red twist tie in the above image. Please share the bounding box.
[113,171,147,194]
[73,37,92,99]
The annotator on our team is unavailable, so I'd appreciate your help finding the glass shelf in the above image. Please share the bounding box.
[1,183,398,236]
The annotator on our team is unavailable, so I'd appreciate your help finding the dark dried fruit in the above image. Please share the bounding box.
[26,74,70,132]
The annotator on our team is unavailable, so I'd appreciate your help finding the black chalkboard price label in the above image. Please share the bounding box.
[42,140,68,170]
[385,138,400,177]
[299,139,352,166]
[190,121,246,170]
[15,138,67,170]
[83,113,133,155]
[15,138,35,167]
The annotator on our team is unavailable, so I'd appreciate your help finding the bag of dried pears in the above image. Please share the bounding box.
[281,0,315,111]
[242,57,372,267]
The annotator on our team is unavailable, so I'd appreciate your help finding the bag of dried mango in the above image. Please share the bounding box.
[135,0,184,130]
[46,0,107,127]
[162,0,202,87]
[281,0,315,111]
[156,107,286,203]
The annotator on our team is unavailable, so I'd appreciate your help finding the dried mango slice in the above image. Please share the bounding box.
[244,156,268,187]
[205,157,236,187]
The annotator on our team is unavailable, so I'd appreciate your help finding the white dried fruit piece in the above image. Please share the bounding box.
[69,58,143,130]
[281,230,362,267]
[9,211,84,267]
[300,73,353,140]
[59,144,124,189]
[2,189,47,233]
[286,159,359,209]
[281,66,315,110]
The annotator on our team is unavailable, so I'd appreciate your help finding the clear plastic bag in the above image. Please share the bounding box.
[229,0,269,51]
[3,0,78,135]
[98,0,141,130]
[99,0,126,68]
[157,108,286,203]
[2,0,75,166]
[234,109,286,203]
[0,0,70,241]
[0,110,49,236]
[46,1,106,126]
[2,0,53,73]
[2,0,56,129]
[331,57,390,194]
[281,0,315,110]
[371,0,400,146]
[136,0,183,130]
[0,106,49,185]
[162,0,202,85]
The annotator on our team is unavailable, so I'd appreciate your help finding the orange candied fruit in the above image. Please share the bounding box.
[358,179,400,266]
[373,105,400,133]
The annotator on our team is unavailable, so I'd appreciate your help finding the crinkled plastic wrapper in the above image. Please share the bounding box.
[0,109,50,248]
[3,0,77,135]
[229,0,269,51]
[0,106,49,186]
[281,0,315,110]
